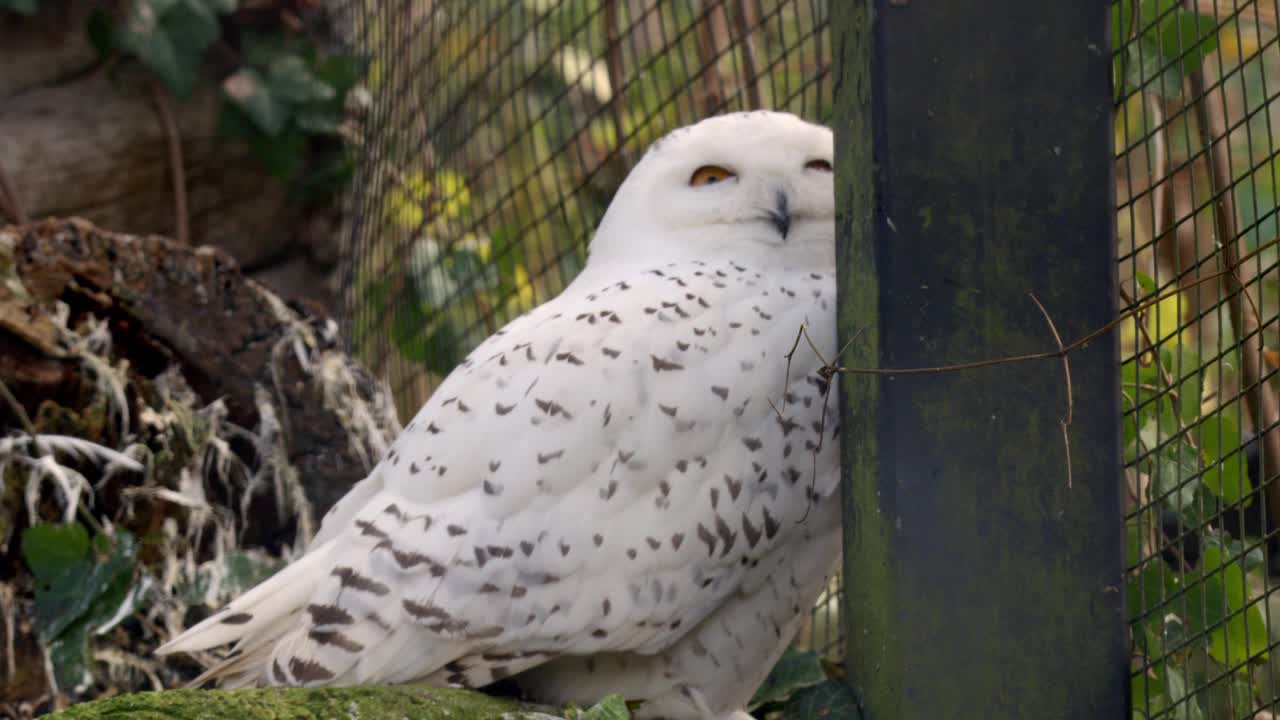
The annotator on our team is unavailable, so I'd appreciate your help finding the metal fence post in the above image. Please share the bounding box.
[833,2,1128,717]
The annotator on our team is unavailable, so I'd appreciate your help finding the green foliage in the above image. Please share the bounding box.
[749,649,860,719]
[80,0,359,192]
[750,648,828,710]
[220,37,362,186]
[571,694,631,720]
[770,681,861,720]
[21,523,138,692]
[0,0,38,15]
[89,0,237,99]
[1113,0,1219,100]
[1122,291,1269,715]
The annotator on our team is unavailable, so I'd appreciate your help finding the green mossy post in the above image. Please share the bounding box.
[47,686,545,719]
[833,2,1126,718]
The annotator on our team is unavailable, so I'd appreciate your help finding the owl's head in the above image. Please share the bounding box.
[587,111,834,271]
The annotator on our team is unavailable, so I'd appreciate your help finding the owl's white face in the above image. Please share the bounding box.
[586,111,835,272]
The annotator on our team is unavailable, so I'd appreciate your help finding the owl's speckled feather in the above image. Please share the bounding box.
[158,111,840,720]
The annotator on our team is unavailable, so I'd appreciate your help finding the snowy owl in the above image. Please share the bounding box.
[158,111,840,720]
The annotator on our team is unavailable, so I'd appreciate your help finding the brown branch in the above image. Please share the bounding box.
[730,0,763,110]
[1185,27,1280,537]
[693,0,730,116]
[149,81,189,245]
[0,157,27,226]
[603,0,629,162]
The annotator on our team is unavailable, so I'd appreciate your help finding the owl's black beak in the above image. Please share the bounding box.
[766,190,791,240]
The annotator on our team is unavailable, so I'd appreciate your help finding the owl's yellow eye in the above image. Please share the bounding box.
[689,165,736,186]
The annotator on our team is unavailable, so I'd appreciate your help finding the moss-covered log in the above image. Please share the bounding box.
[47,686,552,720]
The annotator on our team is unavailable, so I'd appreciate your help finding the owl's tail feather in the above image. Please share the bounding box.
[156,539,340,686]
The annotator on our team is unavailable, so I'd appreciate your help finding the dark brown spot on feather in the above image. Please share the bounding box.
[402,599,451,622]
[307,603,354,626]
[651,355,684,372]
[710,385,729,400]
[221,612,252,625]
[743,513,762,548]
[289,658,335,682]
[332,566,390,595]
[742,436,763,451]
[671,532,684,550]
[697,523,716,556]
[495,402,515,415]
[725,474,743,500]
[447,525,467,536]
[308,629,364,653]
[555,351,584,365]
[763,507,781,539]
[538,449,565,464]
[715,514,736,556]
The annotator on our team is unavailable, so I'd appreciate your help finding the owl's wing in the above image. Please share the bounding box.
[158,259,837,689]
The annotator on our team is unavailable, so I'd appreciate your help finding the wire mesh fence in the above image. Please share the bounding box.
[1115,2,1280,717]
[340,0,1280,712]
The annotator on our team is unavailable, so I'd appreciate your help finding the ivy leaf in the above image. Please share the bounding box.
[750,647,828,710]
[223,67,289,136]
[114,0,236,97]
[1135,271,1158,296]
[21,522,90,584]
[1197,414,1251,507]
[776,680,862,720]
[266,54,335,104]
[21,526,138,691]
[1158,8,1219,76]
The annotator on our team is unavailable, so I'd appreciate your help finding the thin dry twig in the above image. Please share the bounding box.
[0,377,35,435]
[1029,292,1074,488]
[830,235,1280,378]
[149,81,189,246]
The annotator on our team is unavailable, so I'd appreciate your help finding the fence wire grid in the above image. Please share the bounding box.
[340,1,1280,713]
[1116,1,1280,718]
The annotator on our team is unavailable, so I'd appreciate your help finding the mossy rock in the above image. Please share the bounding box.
[49,686,555,720]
